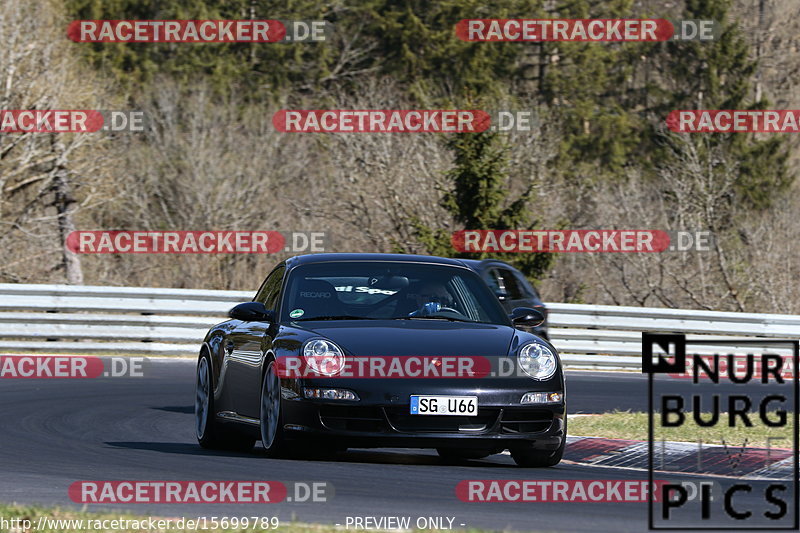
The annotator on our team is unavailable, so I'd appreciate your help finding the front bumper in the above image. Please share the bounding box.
[281,389,565,451]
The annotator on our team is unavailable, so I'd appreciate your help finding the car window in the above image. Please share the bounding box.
[496,268,524,300]
[254,266,285,311]
[483,269,502,294]
[511,270,537,299]
[281,262,510,324]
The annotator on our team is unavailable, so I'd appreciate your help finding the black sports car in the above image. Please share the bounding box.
[195,253,566,467]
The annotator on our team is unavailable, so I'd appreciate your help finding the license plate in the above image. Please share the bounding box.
[409,395,477,416]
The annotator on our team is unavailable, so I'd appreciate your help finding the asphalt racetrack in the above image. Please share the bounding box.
[0,359,794,532]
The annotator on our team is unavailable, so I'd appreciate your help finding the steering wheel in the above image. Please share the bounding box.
[408,301,463,318]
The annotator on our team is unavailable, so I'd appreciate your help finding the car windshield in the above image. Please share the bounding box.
[281,261,510,325]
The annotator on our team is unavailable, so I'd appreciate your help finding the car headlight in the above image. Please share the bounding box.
[518,342,557,380]
[303,339,345,376]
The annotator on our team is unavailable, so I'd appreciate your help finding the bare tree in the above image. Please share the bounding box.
[0,0,112,284]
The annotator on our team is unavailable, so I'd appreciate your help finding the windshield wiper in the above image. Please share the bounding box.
[400,315,472,322]
[294,315,376,321]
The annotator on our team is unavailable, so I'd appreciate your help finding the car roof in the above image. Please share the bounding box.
[458,258,517,271]
[285,253,472,270]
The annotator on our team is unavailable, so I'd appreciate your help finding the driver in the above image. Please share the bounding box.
[408,281,454,316]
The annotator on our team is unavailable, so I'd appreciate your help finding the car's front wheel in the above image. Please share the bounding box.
[195,354,255,451]
[260,360,286,457]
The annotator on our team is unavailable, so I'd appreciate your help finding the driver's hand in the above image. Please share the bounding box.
[408,301,442,317]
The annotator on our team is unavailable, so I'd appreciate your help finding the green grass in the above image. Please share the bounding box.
[570,411,794,448]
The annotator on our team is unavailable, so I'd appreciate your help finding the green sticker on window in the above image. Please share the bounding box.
[289,309,304,318]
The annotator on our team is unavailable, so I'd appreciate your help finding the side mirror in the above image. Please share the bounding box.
[229,302,276,322]
[509,307,544,328]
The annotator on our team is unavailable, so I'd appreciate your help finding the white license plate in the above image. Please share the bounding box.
[409,395,477,416]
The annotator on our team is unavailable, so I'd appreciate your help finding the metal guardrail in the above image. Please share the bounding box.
[547,303,799,368]
[1,283,798,369]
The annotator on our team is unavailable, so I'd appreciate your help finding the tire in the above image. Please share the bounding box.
[195,353,255,452]
[436,448,492,461]
[510,438,565,467]
[260,360,287,457]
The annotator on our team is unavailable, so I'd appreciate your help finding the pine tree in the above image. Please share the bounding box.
[659,0,792,212]
[413,130,553,281]
[538,0,641,173]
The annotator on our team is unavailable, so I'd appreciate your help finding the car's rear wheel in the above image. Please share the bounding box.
[260,360,286,457]
[195,354,255,451]
[510,438,565,467]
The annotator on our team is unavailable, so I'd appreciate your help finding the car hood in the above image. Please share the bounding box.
[292,319,515,357]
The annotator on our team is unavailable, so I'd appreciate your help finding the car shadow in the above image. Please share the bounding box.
[104,440,515,467]
[151,405,194,414]
[104,441,259,458]
[323,448,514,468]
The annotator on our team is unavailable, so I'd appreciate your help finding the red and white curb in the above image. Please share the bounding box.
[564,436,794,480]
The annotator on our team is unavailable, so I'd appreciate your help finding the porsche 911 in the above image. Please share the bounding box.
[194,253,565,467]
